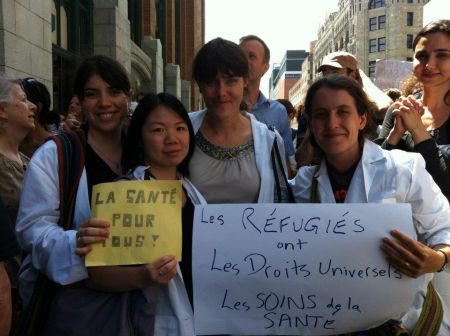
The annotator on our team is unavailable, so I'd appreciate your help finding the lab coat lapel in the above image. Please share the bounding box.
[316,160,336,203]
[350,140,390,203]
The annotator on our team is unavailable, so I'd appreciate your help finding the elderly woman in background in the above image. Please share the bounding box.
[189,37,289,204]
[0,76,36,334]
[0,77,36,223]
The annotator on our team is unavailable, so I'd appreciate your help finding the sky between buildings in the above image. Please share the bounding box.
[205,0,340,96]
[204,0,446,97]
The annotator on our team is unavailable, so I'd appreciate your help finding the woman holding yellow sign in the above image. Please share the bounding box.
[76,92,205,335]
[15,55,135,334]
[289,75,450,335]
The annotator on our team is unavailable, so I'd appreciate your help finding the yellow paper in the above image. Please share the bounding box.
[85,180,182,266]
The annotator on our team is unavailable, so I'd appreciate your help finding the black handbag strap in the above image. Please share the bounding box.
[271,137,295,203]
[271,144,282,202]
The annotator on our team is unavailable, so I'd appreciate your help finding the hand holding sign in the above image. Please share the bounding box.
[76,218,110,256]
[144,254,178,285]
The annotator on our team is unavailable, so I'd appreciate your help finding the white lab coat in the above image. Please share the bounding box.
[289,140,450,334]
[290,140,450,336]
[129,165,207,336]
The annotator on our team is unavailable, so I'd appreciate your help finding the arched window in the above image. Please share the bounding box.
[52,0,93,114]
[369,0,386,9]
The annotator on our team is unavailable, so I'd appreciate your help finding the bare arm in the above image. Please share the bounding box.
[381,230,449,278]
[76,219,177,292]
[86,255,177,292]
[0,262,12,336]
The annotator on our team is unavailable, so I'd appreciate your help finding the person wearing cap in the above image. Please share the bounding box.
[318,51,392,117]
[296,52,365,153]
[318,51,363,85]
[297,52,365,154]
[239,35,296,176]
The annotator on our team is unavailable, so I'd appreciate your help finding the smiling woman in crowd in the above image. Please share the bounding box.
[188,37,290,204]
[75,92,205,335]
[376,19,450,199]
[15,55,132,334]
[290,75,450,335]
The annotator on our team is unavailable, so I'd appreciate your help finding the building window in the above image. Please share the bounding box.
[128,0,142,46]
[378,15,386,29]
[369,61,376,77]
[370,17,377,31]
[406,57,413,61]
[369,39,377,53]
[378,37,386,51]
[369,0,385,9]
[407,34,413,48]
[407,0,413,3]
[407,12,414,26]
[52,0,93,115]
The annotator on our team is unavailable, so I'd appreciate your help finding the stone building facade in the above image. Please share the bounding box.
[312,0,429,80]
[0,0,204,113]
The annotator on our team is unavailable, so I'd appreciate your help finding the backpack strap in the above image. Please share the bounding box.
[412,282,444,336]
[52,131,86,229]
[17,131,85,335]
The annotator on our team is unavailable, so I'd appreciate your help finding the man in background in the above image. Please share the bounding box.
[239,35,296,176]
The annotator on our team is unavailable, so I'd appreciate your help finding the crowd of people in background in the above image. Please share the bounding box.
[0,18,448,336]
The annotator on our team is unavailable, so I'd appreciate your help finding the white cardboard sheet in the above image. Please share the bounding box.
[192,203,419,335]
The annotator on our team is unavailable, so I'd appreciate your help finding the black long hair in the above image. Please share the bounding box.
[20,78,59,127]
[124,93,195,177]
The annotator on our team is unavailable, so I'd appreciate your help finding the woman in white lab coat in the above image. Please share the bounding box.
[290,75,450,335]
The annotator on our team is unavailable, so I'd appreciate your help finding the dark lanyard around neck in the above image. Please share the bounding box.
[309,166,321,203]
[144,168,156,180]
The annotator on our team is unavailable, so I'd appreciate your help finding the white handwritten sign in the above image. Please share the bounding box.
[192,204,419,335]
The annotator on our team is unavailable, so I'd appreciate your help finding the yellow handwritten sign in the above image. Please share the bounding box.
[85,180,182,267]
